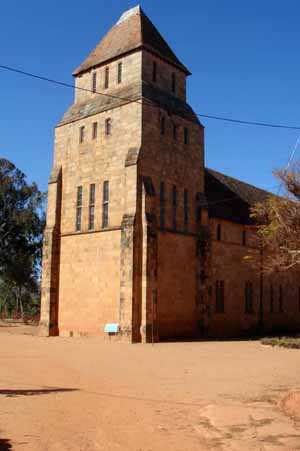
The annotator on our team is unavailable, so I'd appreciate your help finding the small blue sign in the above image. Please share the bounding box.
[104,323,119,333]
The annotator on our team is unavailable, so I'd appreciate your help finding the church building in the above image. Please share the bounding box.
[39,6,300,342]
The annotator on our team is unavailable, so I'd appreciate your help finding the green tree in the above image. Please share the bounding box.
[0,158,45,318]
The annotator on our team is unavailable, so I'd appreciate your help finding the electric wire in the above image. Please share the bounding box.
[1,63,300,130]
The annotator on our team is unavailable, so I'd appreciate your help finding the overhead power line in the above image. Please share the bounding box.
[1,63,300,131]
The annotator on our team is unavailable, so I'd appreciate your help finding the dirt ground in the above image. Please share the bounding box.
[1,322,300,450]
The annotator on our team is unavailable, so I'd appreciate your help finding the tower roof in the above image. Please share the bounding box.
[73,5,190,76]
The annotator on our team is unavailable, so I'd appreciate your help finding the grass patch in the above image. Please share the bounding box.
[261,336,300,349]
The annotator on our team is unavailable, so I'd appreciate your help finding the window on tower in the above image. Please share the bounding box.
[117,62,123,84]
[160,181,165,229]
[105,118,112,136]
[102,181,109,228]
[92,122,98,140]
[88,184,95,230]
[173,124,178,141]
[92,72,97,93]
[75,186,83,232]
[184,189,189,229]
[79,126,85,144]
[184,127,189,145]
[104,67,109,89]
[172,185,177,230]
[161,116,165,135]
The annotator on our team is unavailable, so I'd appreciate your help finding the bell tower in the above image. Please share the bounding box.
[39,5,207,342]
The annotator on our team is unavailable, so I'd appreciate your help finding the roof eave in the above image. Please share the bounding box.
[72,45,191,77]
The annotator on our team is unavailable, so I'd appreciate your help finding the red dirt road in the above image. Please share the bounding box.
[1,323,300,450]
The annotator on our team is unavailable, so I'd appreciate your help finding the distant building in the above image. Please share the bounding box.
[39,6,300,341]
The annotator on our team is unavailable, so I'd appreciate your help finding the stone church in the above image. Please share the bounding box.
[39,5,300,342]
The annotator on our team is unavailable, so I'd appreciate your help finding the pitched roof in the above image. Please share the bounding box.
[73,5,190,76]
[205,168,272,225]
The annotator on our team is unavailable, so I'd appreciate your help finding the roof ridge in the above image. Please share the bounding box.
[117,5,143,25]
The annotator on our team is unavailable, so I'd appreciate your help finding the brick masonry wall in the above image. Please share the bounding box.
[207,218,300,337]
[74,52,142,104]
[58,231,121,337]
[142,51,187,101]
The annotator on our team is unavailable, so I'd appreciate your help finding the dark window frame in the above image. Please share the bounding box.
[92,122,98,140]
[184,127,189,145]
[173,123,178,141]
[161,116,165,136]
[92,72,97,93]
[160,181,165,229]
[184,189,189,228]
[117,62,122,84]
[104,67,109,89]
[102,180,109,228]
[172,185,177,231]
[75,186,83,232]
[88,184,96,231]
[79,125,85,144]
[105,118,112,136]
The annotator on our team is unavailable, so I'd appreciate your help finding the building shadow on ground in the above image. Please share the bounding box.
[0,437,12,450]
[0,388,78,398]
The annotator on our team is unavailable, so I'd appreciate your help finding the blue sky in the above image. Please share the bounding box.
[1,0,300,193]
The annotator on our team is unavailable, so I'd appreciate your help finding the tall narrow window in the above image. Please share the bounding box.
[216,280,225,313]
[160,182,165,229]
[92,122,98,140]
[242,230,246,246]
[92,72,97,93]
[195,192,202,223]
[184,127,189,145]
[102,181,109,228]
[173,124,177,141]
[217,224,221,241]
[117,62,122,84]
[171,72,176,93]
[88,184,95,230]
[105,118,112,136]
[245,281,253,314]
[75,186,83,231]
[270,283,274,313]
[79,126,85,143]
[161,116,165,135]
[152,61,157,83]
[104,67,109,89]
[184,189,189,229]
[172,185,177,230]
[279,285,283,312]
